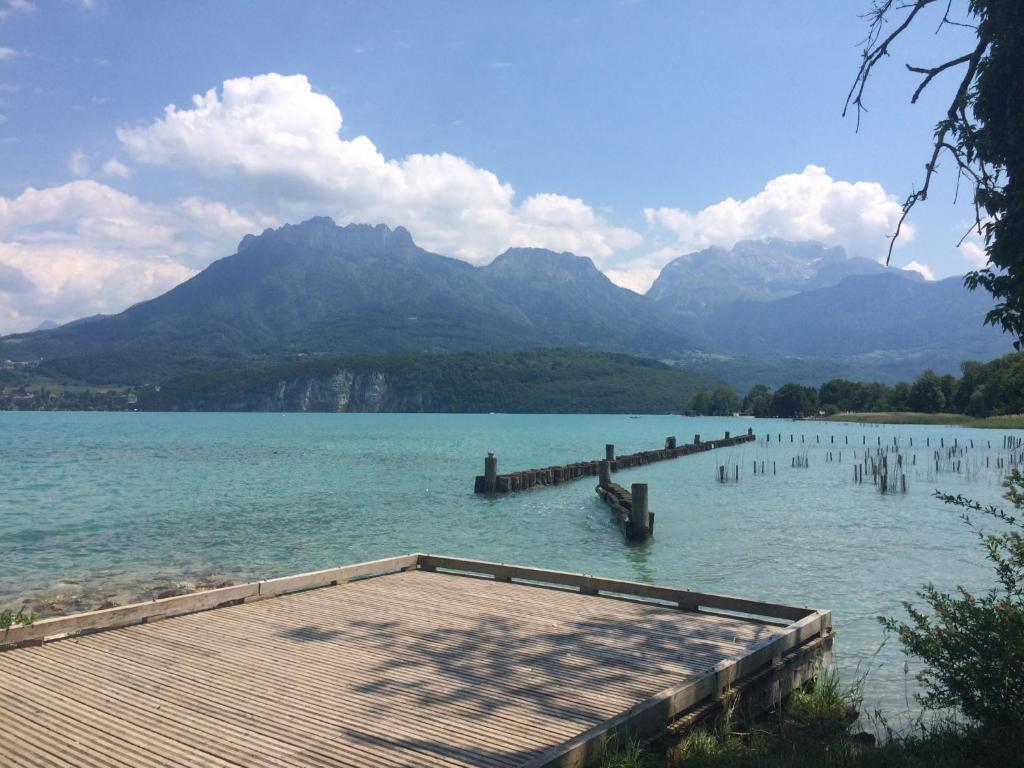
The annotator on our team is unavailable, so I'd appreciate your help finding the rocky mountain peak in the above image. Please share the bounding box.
[237,218,416,255]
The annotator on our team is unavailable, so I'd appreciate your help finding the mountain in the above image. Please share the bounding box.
[0,218,691,383]
[0,218,1014,391]
[703,272,1007,359]
[647,240,1010,385]
[647,239,890,316]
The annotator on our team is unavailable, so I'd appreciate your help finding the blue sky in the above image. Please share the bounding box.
[0,0,985,332]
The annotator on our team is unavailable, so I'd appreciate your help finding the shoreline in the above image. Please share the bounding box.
[825,411,1024,429]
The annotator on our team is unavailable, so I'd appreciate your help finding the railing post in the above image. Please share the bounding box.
[484,453,497,492]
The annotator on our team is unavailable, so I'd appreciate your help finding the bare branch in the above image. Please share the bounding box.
[882,36,987,264]
[843,0,941,130]
[906,52,974,103]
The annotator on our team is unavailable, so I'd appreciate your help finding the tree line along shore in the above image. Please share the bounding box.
[686,351,1024,427]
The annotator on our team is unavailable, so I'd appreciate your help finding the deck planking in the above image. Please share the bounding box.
[1,556,829,768]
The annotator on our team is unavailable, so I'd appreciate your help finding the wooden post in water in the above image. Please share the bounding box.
[598,459,611,488]
[694,434,701,445]
[725,431,730,440]
[747,427,753,436]
[666,436,677,449]
[605,444,615,462]
[630,483,650,540]
[484,453,498,492]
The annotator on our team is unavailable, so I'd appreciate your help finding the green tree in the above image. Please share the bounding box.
[706,386,741,416]
[909,369,946,413]
[966,385,989,417]
[847,1,1024,348]
[742,384,772,417]
[890,381,911,411]
[940,373,958,412]
[687,390,709,416]
[769,383,817,418]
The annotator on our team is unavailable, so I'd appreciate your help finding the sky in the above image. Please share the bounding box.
[0,0,987,333]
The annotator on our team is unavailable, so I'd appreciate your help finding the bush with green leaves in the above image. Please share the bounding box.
[0,606,37,632]
[882,469,1024,732]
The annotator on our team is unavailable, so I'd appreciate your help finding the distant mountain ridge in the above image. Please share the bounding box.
[646,238,894,316]
[0,217,1013,388]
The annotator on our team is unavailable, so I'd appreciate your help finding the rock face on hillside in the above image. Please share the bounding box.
[191,370,408,412]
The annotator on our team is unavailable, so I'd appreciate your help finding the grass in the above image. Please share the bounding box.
[825,411,1024,429]
[599,669,1022,768]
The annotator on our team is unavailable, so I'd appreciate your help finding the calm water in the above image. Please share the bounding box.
[2,412,1021,718]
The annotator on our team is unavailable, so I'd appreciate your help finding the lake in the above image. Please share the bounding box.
[2,411,1020,719]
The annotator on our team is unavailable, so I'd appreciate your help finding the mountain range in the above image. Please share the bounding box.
[0,217,1012,390]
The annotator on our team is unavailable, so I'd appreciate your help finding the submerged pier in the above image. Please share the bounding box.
[475,429,756,493]
[1,554,831,768]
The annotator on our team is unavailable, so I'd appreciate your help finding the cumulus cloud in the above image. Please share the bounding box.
[612,164,912,293]
[118,73,641,264]
[639,165,910,288]
[0,46,17,60]
[960,240,987,268]
[101,156,132,178]
[903,260,935,281]
[0,181,271,332]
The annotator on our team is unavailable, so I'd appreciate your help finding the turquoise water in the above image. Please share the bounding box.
[2,412,1021,718]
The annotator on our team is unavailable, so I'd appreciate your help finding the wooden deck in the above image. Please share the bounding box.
[0,554,831,768]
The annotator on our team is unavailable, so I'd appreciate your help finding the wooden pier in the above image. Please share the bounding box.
[0,554,830,768]
[475,430,756,493]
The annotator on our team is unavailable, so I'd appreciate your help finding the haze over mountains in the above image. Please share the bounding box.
[0,217,1011,389]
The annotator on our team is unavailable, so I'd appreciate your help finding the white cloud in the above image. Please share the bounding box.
[0,46,17,60]
[0,181,271,332]
[647,166,908,253]
[903,260,935,281]
[101,156,132,178]
[118,73,641,265]
[624,165,911,292]
[960,238,988,269]
[68,149,90,177]
[0,0,32,18]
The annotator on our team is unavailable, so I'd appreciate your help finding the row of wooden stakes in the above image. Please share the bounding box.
[473,429,756,494]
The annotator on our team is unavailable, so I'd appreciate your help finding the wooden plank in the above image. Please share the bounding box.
[416,555,813,621]
[0,582,259,648]
[257,553,419,598]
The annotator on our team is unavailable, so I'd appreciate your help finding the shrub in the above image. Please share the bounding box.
[882,470,1024,732]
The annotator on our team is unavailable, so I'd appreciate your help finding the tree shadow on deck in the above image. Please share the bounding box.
[273,575,783,766]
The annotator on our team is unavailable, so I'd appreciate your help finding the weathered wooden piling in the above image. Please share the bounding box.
[630,483,650,540]
[666,436,677,449]
[606,443,616,461]
[599,459,611,487]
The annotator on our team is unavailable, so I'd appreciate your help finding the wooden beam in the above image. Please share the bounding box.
[416,554,816,622]
[1,554,421,649]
